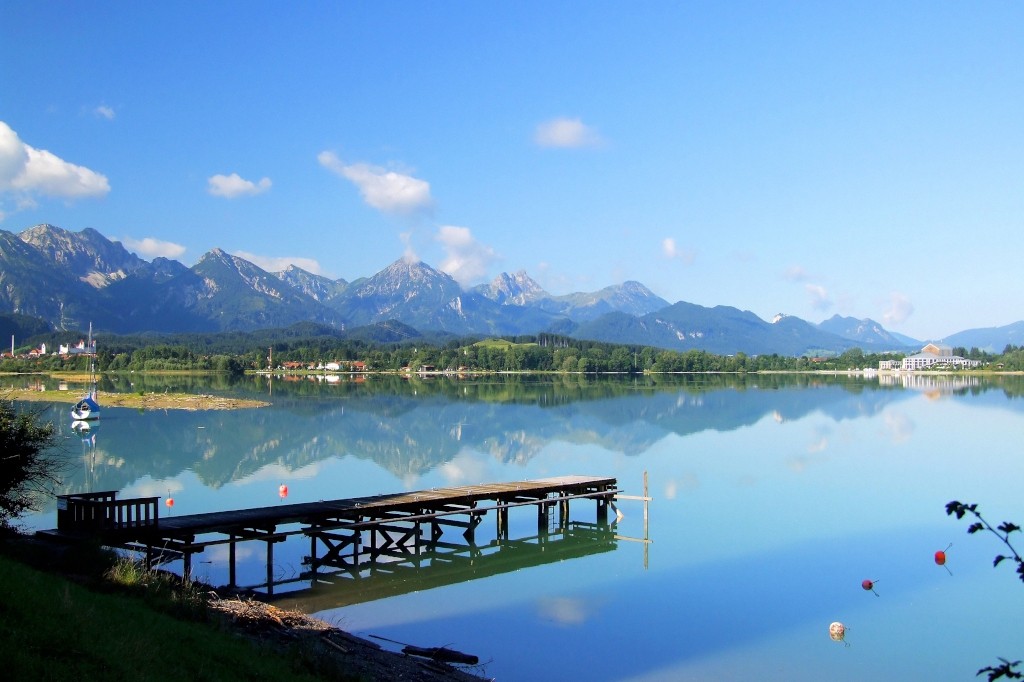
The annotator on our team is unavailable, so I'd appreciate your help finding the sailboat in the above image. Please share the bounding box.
[71,324,100,422]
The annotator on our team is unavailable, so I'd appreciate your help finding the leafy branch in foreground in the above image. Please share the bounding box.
[946,501,1023,681]
[0,395,67,529]
[976,659,1022,681]
[946,501,1024,583]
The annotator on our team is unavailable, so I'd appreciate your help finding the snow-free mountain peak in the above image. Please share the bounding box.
[477,270,548,306]
[19,223,147,288]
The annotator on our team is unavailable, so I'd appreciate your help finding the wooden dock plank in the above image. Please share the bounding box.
[152,476,614,534]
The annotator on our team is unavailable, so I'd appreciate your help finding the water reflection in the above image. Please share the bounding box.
[26,373,1024,514]
[281,521,617,612]
[16,372,1024,681]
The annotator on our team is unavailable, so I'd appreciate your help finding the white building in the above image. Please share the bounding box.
[883,343,982,371]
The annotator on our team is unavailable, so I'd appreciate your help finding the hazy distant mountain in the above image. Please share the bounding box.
[816,314,920,348]
[938,321,1024,353]
[574,304,858,356]
[537,281,670,322]
[2,223,1018,355]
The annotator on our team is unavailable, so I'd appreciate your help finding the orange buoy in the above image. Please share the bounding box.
[165,497,174,509]
[935,543,953,574]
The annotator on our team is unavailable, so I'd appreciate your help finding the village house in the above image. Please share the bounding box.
[319,360,368,372]
[59,338,95,356]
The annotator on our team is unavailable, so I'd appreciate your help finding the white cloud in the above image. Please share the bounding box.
[883,410,914,443]
[536,596,595,626]
[662,237,695,264]
[233,250,324,275]
[784,265,810,281]
[806,283,832,311]
[883,291,914,325]
[318,151,433,215]
[0,121,110,201]
[438,452,489,486]
[95,105,115,120]
[435,225,497,286]
[207,172,271,198]
[122,236,186,260]
[399,230,419,263]
[534,117,603,148]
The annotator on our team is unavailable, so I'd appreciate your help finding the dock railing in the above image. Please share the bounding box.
[56,491,159,532]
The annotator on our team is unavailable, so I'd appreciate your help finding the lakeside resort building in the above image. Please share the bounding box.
[879,343,982,371]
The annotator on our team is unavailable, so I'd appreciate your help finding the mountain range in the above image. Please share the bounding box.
[1,224,1020,355]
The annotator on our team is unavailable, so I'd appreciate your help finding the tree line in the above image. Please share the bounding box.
[5,331,1024,374]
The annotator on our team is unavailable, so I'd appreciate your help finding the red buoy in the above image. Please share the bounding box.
[861,579,879,596]
[279,483,288,500]
[165,497,174,509]
[935,543,953,574]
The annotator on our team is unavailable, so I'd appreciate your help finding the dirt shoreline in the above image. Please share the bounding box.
[207,595,492,681]
[4,388,269,411]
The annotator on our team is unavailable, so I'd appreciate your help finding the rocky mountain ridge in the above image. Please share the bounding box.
[4,223,1011,354]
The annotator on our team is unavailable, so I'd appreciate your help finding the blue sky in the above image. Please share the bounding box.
[1,2,1021,340]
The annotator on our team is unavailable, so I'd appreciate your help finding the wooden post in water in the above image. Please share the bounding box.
[497,502,509,540]
[308,529,318,575]
[228,534,237,587]
[643,471,650,570]
[266,538,274,595]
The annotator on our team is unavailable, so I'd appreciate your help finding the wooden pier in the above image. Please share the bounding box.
[51,475,619,593]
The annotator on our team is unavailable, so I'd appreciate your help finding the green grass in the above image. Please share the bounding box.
[0,552,336,682]
[471,338,538,349]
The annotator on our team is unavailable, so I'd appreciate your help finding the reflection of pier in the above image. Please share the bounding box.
[282,521,616,611]
[50,476,618,594]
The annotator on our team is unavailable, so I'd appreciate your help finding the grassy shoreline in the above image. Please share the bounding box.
[0,535,488,681]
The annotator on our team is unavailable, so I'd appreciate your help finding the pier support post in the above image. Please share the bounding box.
[266,539,274,595]
[309,530,318,574]
[229,535,237,587]
[538,501,550,537]
[497,503,508,541]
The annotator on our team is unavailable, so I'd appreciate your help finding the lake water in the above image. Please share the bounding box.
[18,372,1024,681]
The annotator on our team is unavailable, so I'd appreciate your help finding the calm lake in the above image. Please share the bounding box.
[18,372,1024,681]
